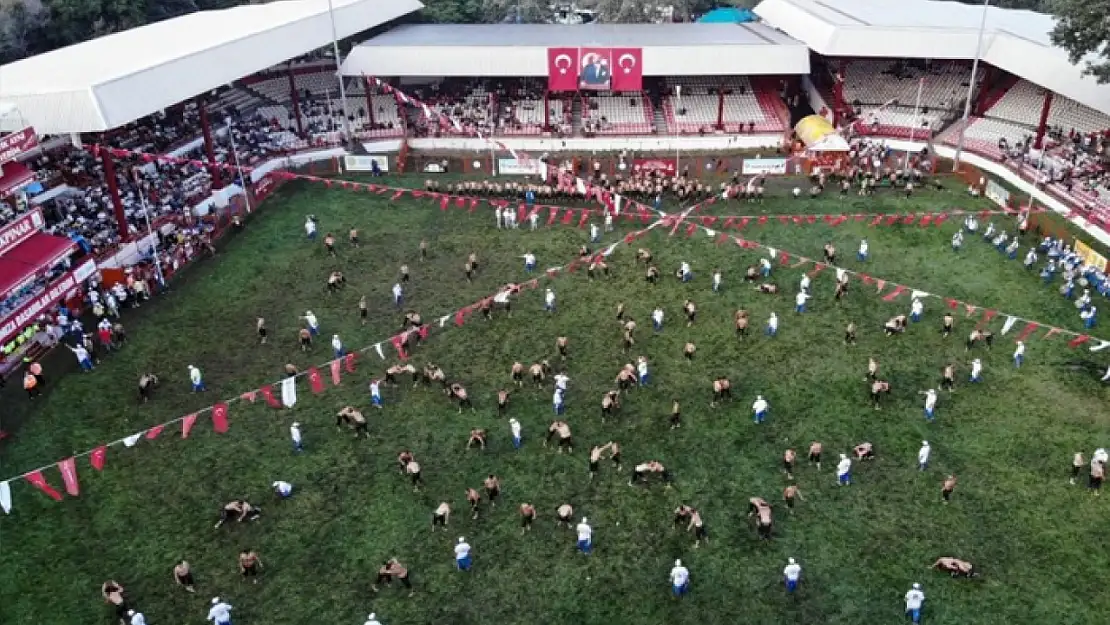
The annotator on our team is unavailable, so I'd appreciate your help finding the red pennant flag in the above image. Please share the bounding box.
[390,334,408,359]
[58,457,80,496]
[182,414,198,438]
[885,215,899,226]
[308,367,325,394]
[807,215,817,224]
[345,352,357,373]
[260,385,280,407]
[90,446,107,471]
[860,273,874,285]
[455,310,466,327]
[1068,334,1091,348]
[881,285,907,301]
[792,216,803,225]
[469,198,479,212]
[722,217,736,229]
[946,298,959,309]
[1043,327,1061,340]
[440,196,449,211]
[623,233,636,244]
[758,216,768,226]
[686,223,698,237]
[779,215,790,225]
[518,204,528,224]
[779,251,790,265]
[212,403,230,432]
[145,424,165,439]
[870,214,883,226]
[390,190,404,201]
[240,390,256,403]
[547,207,559,226]
[919,214,933,227]
[934,213,948,227]
[640,209,652,224]
[25,471,63,501]
[823,215,836,224]
[562,209,575,225]
[738,217,750,230]
[455,197,466,208]
[702,216,718,227]
[902,214,917,225]
[983,310,998,323]
[965,304,978,318]
[716,233,729,246]
[578,210,590,229]
[330,359,342,385]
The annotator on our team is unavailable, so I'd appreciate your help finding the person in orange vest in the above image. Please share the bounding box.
[23,370,40,399]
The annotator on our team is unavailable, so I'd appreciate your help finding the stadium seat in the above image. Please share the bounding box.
[582,94,653,136]
[660,77,786,134]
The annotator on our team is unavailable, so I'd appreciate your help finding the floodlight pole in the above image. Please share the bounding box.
[674,85,682,177]
[327,0,353,146]
[133,171,167,287]
[905,77,924,170]
[951,0,991,172]
[226,118,254,214]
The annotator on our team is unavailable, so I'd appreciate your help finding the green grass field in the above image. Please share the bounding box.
[2,174,1109,625]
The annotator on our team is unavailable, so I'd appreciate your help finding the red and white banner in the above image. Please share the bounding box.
[253,174,279,204]
[547,48,578,92]
[0,207,45,256]
[547,48,644,92]
[0,127,39,166]
[611,48,643,92]
[0,257,96,345]
[632,158,677,176]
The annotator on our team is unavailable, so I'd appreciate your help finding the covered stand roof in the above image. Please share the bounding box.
[754,0,1110,116]
[341,23,810,77]
[0,234,77,297]
[0,0,423,134]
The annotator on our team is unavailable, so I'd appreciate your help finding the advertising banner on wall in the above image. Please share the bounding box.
[632,158,677,176]
[1075,240,1108,272]
[742,158,789,176]
[0,127,39,166]
[343,155,390,173]
[0,258,96,345]
[497,158,545,176]
[0,207,44,256]
[985,180,1011,208]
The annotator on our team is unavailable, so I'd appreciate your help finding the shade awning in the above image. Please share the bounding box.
[0,233,77,296]
[0,161,34,196]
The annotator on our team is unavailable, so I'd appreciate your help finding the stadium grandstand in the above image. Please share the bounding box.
[1,0,1110,376]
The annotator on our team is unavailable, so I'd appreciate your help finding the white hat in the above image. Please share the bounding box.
[128,610,136,616]
[788,557,796,564]
[306,310,313,316]
[581,517,588,523]
[333,334,339,339]
[913,582,921,590]
[458,536,465,543]
[757,395,764,401]
[292,422,300,428]
[675,559,682,566]
[922,441,929,446]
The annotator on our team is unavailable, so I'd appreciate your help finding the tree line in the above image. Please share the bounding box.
[2,0,1109,85]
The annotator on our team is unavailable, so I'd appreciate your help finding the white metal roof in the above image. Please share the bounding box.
[753,0,1110,116]
[340,23,811,77]
[0,0,423,134]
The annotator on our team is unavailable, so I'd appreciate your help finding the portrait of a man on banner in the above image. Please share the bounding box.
[579,49,612,90]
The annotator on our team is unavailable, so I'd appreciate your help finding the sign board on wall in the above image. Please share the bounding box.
[741,157,789,176]
[0,207,44,256]
[497,158,545,176]
[343,155,390,173]
[1074,240,1108,272]
[0,128,39,166]
[0,258,96,345]
[632,158,677,176]
[985,180,1011,208]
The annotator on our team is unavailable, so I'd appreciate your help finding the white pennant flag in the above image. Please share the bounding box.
[576,178,587,196]
[1090,340,1110,352]
[705,228,716,238]
[768,247,777,259]
[0,480,10,514]
[1000,316,1018,335]
[375,343,385,360]
[281,377,297,408]
[439,315,450,328]
[836,268,847,282]
[602,243,618,257]
[123,433,142,448]
[613,194,623,215]
[911,290,930,300]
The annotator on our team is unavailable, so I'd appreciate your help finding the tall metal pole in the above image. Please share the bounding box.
[132,171,166,286]
[675,85,682,176]
[226,118,254,214]
[951,0,991,172]
[327,0,353,144]
[905,77,924,170]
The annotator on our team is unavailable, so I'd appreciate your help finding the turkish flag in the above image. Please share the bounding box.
[90,446,107,471]
[345,352,357,373]
[212,403,230,432]
[307,367,325,394]
[611,48,643,91]
[58,457,79,496]
[547,48,578,91]
[330,359,342,385]
[260,385,281,408]
[182,414,198,438]
[25,471,63,501]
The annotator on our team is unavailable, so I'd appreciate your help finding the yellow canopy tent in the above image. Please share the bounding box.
[794,115,849,151]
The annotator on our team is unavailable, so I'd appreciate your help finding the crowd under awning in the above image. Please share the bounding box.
[0,162,35,197]
[0,232,77,296]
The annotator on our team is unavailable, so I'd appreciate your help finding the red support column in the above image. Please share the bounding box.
[198,99,221,189]
[716,87,725,131]
[288,67,304,135]
[363,77,376,125]
[1034,90,1053,149]
[544,91,551,132]
[100,149,129,242]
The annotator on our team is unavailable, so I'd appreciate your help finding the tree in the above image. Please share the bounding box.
[1049,0,1110,83]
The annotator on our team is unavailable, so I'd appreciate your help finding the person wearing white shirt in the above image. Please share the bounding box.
[523,252,536,272]
[303,310,320,336]
[857,238,869,261]
[304,215,317,239]
[369,379,383,408]
[1024,248,1037,269]
[454,536,472,571]
[1013,341,1025,368]
[652,307,665,332]
[128,609,147,625]
[969,358,983,383]
[364,613,383,625]
[509,418,522,449]
[921,388,938,421]
[392,283,403,308]
[837,453,852,485]
[529,210,540,230]
[207,597,233,625]
[331,334,344,358]
[290,421,303,452]
[910,298,924,322]
[712,269,722,293]
[951,230,963,252]
[760,257,772,277]
[679,261,692,282]
[590,223,601,243]
[1083,306,1098,329]
[544,288,556,313]
[188,364,205,392]
[553,373,569,391]
[1093,448,1108,468]
[553,388,565,416]
[68,343,94,371]
[783,557,802,592]
[604,212,613,232]
[752,395,769,424]
[495,206,503,229]
[637,357,650,386]
[272,480,294,498]
[799,273,810,293]
[918,441,931,471]
[766,312,778,337]
[904,583,925,623]
[794,291,810,313]
[670,559,690,597]
[576,517,593,554]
